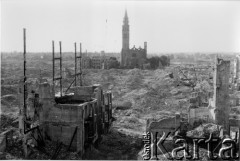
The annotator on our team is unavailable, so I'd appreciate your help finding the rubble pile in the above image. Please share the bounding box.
[187,123,221,138]
[231,106,240,114]
[82,68,194,137]
[0,114,17,133]
[125,68,144,90]
[0,138,82,160]
[85,128,143,160]
[155,144,210,161]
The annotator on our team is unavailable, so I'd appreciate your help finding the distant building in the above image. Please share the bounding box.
[233,55,240,83]
[82,55,119,69]
[82,56,91,69]
[121,10,147,69]
[91,56,102,69]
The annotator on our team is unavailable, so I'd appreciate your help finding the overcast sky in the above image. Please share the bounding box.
[1,0,240,53]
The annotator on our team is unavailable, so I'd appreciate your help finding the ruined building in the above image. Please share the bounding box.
[233,55,240,90]
[233,55,240,82]
[13,33,113,158]
[82,55,119,69]
[212,57,230,132]
[121,10,147,69]
[144,56,240,160]
[188,56,240,136]
[188,56,231,133]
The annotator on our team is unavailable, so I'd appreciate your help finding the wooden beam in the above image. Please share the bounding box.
[74,42,77,86]
[23,28,27,117]
[59,41,62,97]
[52,41,55,94]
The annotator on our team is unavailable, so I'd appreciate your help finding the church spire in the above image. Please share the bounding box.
[122,9,129,50]
[123,9,128,24]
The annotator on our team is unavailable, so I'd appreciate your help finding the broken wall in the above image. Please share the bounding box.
[188,107,211,126]
[213,57,230,133]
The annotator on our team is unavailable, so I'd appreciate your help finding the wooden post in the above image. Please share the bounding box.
[74,42,77,86]
[23,28,27,117]
[59,41,62,97]
[39,69,42,83]
[52,41,55,94]
[22,28,28,158]
[80,43,82,86]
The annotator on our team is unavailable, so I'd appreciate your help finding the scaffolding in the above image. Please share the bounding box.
[75,43,82,86]
[15,29,113,159]
[65,42,83,93]
[74,42,82,86]
[52,41,63,97]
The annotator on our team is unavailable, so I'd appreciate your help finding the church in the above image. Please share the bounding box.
[121,10,147,69]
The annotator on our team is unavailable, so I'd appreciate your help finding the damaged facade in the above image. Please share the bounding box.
[82,55,119,69]
[188,56,239,134]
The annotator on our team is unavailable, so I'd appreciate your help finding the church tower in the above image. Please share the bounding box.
[122,10,129,50]
[121,10,129,66]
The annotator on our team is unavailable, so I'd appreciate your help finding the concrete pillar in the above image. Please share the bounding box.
[38,82,55,141]
[39,82,54,120]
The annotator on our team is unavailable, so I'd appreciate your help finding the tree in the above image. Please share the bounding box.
[147,55,170,69]
[148,56,160,69]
